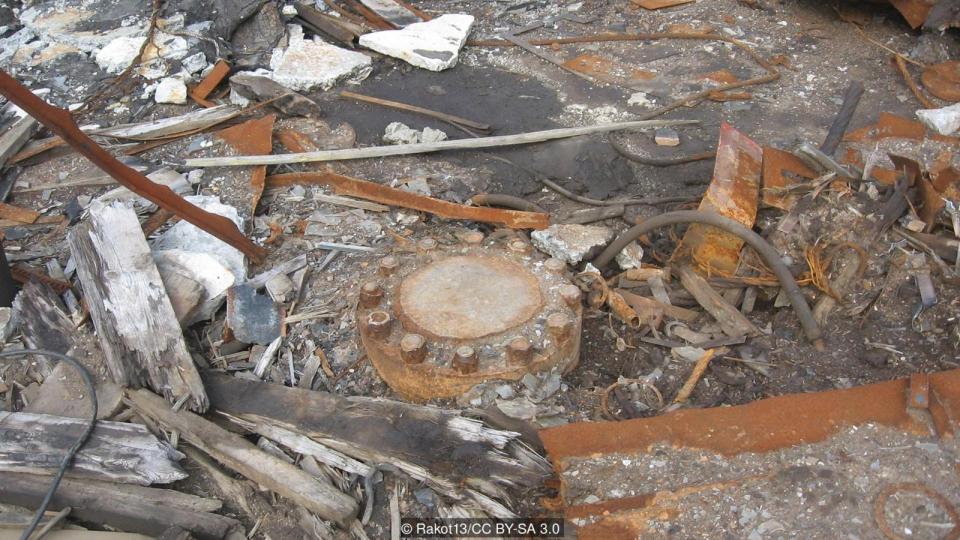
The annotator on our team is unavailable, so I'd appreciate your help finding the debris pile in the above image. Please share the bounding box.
[0,0,958,538]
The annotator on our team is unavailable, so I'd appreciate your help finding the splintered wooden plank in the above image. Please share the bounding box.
[126,389,359,525]
[67,202,208,412]
[677,266,758,338]
[0,411,186,485]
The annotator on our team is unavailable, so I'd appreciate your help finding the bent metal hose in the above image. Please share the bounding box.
[592,210,824,349]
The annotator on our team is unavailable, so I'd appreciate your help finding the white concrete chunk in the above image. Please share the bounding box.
[531,224,614,265]
[96,35,146,74]
[358,14,474,72]
[917,102,960,135]
[268,25,371,92]
[155,77,187,104]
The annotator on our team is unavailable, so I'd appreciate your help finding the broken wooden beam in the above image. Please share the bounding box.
[125,388,358,525]
[67,202,208,412]
[0,411,186,485]
[0,473,240,539]
[677,265,758,338]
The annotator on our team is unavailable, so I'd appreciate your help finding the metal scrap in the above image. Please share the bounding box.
[0,70,264,261]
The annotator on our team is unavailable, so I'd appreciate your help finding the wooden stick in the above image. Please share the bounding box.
[894,55,936,109]
[673,347,726,404]
[677,266,759,338]
[340,90,490,131]
[184,119,697,167]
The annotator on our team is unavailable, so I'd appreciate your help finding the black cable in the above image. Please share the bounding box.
[0,349,98,540]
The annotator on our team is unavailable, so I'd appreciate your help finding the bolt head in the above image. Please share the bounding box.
[378,256,400,276]
[507,337,532,365]
[544,258,566,273]
[366,310,392,338]
[507,239,531,254]
[399,333,427,364]
[359,281,384,308]
[546,312,572,341]
[418,237,438,252]
[452,345,478,373]
[463,231,484,245]
[559,284,582,308]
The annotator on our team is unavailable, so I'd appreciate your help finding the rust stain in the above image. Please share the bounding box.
[540,368,960,462]
[844,112,960,147]
[0,202,40,224]
[215,114,275,216]
[672,123,761,275]
[700,69,739,84]
[761,146,817,211]
[267,171,550,229]
[189,59,231,106]
[562,54,616,78]
[0,69,265,262]
[11,264,72,294]
[921,61,960,101]
[889,0,934,28]
[630,69,657,81]
[632,0,695,9]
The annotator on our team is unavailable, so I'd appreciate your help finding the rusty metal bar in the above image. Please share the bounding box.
[0,70,265,263]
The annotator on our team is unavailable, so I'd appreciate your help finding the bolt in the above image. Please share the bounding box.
[544,258,566,273]
[418,237,438,252]
[546,312,573,341]
[507,239,531,254]
[463,231,484,245]
[559,284,582,308]
[366,310,392,338]
[400,333,427,364]
[359,282,383,308]
[507,337,532,365]
[452,345,478,374]
[378,256,399,276]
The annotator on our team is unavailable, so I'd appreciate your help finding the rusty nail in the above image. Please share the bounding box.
[463,231,484,245]
[546,312,572,341]
[559,284,582,308]
[452,345,478,374]
[400,333,427,364]
[359,281,383,308]
[366,310,392,338]
[544,258,566,273]
[378,256,400,276]
[508,239,531,254]
[507,337,532,365]
[418,237,438,252]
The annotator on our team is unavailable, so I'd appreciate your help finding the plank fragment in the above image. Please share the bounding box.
[677,266,758,338]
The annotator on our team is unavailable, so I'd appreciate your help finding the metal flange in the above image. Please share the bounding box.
[357,233,582,401]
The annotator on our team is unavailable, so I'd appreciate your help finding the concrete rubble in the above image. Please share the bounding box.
[531,224,615,265]
[358,14,474,71]
[266,25,371,92]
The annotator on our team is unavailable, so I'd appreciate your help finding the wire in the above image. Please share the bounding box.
[0,349,98,540]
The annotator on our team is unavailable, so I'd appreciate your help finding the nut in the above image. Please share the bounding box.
[452,345,478,373]
[378,256,400,276]
[418,237,438,252]
[559,284,582,308]
[366,310,392,338]
[359,282,383,308]
[546,312,573,341]
[544,258,566,273]
[462,231,484,245]
[400,333,427,364]
[506,337,532,365]
[507,239,532,254]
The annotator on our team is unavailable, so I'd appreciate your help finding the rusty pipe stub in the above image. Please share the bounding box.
[357,232,583,401]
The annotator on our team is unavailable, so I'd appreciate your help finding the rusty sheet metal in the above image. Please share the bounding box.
[267,171,550,229]
[190,59,231,107]
[0,69,266,263]
[889,0,934,28]
[632,0,695,9]
[844,112,960,147]
[761,147,817,211]
[921,60,960,101]
[214,114,274,216]
[672,122,761,275]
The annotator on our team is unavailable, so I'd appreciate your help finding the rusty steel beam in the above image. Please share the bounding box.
[0,69,266,263]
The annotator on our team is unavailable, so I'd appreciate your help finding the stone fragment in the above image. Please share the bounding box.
[358,14,474,71]
[531,224,614,265]
[227,283,282,345]
[268,25,371,91]
[383,122,420,145]
[265,273,296,303]
[25,362,124,420]
[616,241,644,270]
[95,35,145,74]
[917,102,960,135]
[153,250,236,325]
[420,126,448,143]
[155,77,187,104]
[495,397,538,420]
[654,127,680,146]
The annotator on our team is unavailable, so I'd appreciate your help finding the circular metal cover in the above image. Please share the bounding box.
[398,255,543,340]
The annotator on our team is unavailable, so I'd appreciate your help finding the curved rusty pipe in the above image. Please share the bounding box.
[470,193,548,214]
[592,210,824,349]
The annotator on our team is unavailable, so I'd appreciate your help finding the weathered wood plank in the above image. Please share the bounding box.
[0,473,238,540]
[67,202,208,411]
[677,266,758,338]
[126,389,358,525]
[0,412,186,485]
[12,280,75,356]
